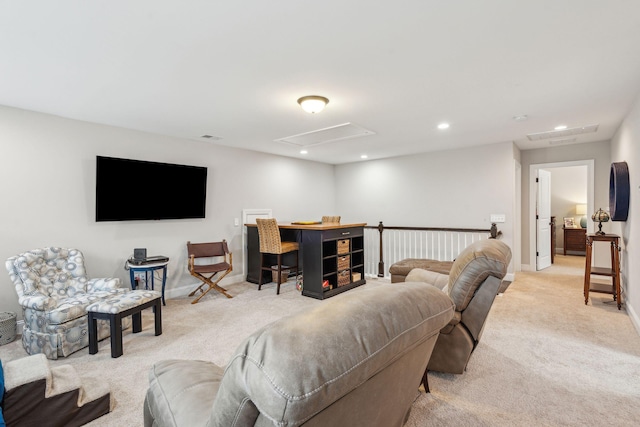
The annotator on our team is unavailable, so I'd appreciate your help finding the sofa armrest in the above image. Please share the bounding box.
[87,278,123,292]
[18,294,56,310]
[405,268,449,292]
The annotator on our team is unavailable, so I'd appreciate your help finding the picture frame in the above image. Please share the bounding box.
[563,217,576,228]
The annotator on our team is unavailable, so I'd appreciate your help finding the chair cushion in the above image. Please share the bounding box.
[86,290,161,314]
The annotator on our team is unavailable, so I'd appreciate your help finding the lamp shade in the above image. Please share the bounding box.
[297,96,329,114]
[592,207,610,235]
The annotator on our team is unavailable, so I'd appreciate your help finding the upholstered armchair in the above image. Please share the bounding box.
[405,239,511,379]
[5,247,130,359]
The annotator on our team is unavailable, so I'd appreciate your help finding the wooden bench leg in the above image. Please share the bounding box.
[154,298,162,336]
[133,311,142,333]
[110,314,123,358]
[88,312,98,355]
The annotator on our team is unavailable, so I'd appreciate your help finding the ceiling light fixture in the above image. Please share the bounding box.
[512,115,528,121]
[437,122,450,130]
[300,150,308,154]
[360,154,368,159]
[297,95,329,114]
[554,125,568,130]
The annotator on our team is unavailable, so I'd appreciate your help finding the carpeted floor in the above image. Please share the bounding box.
[1,254,639,426]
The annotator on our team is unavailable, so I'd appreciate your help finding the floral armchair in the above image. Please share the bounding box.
[5,247,130,359]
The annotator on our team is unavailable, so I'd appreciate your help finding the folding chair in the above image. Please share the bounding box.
[187,240,233,304]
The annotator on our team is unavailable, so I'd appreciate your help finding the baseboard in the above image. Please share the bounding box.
[627,301,640,336]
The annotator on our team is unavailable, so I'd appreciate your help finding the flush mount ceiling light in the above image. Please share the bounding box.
[297,95,329,114]
[437,122,450,130]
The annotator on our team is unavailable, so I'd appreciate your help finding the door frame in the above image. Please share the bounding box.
[528,160,594,270]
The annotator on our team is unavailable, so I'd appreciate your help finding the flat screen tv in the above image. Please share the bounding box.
[96,156,207,221]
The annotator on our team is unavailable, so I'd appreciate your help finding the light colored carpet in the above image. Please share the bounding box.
[1,255,639,426]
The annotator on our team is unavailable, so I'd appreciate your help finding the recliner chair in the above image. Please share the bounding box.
[5,247,130,359]
[404,239,511,387]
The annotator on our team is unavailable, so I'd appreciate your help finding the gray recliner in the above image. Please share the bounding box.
[405,239,511,382]
[143,282,454,427]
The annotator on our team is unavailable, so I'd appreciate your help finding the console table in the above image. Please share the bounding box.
[563,227,586,255]
[583,233,622,310]
[246,222,367,299]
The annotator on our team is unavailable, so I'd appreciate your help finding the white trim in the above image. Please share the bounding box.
[529,160,594,271]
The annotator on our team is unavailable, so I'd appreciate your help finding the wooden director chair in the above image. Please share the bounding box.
[187,240,233,304]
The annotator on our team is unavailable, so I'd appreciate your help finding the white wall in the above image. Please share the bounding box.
[610,92,640,333]
[520,141,611,265]
[0,106,336,318]
[334,141,517,275]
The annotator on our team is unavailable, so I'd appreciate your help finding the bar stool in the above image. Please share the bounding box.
[583,233,622,310]
[256,218,299,295]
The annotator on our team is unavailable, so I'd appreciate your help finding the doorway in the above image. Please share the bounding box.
[529,160,594,270]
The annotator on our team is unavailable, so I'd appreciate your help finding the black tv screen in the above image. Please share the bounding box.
[96,156,207,221]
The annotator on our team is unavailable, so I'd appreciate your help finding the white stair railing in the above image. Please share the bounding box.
[364,222,499,279]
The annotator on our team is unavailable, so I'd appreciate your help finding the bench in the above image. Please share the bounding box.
[87,290,162,358]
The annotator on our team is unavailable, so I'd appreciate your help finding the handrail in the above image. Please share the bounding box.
[364,221,501,277]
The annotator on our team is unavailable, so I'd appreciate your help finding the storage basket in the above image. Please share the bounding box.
[337,239,350,254]
[352,272,362,282]
[271,266,291,283]
[338,270,351,287]
[0,311,17,346]
[338,255,350,271]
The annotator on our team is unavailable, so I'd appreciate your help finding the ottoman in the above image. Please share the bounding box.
[389,258,453,283]
[87,290,162,358]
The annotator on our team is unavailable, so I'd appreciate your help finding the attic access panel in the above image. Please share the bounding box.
[275,123,375,147]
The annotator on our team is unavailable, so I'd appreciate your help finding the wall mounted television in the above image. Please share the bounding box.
[96,156,208,221]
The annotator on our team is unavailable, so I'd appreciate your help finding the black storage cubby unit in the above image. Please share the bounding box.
[301,226,366,300]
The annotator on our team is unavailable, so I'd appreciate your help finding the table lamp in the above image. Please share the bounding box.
[591,208,610,235]
[575,204,587,228]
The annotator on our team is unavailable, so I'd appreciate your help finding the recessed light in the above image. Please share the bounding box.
[437,123,450,130]
[554,125,567,130]
[360,154,368,159]
[300,150,308,154]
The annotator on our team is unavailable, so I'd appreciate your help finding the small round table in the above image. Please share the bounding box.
[127,259,169,305]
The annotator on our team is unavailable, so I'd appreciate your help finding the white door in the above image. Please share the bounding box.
[536,169,552,270]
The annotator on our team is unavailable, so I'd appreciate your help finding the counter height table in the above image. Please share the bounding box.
[246,222,367,299]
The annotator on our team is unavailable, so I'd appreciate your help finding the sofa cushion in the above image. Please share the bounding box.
[405,268,449,292]
[207,282,454,426]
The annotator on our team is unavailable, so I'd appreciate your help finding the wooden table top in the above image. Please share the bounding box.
[245,222,367,230]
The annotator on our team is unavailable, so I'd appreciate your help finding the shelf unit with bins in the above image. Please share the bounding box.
[302,225,366,300]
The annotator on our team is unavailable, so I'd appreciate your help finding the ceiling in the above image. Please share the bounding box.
[2,1,640,165]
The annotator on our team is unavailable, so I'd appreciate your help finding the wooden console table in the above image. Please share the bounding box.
[563,227,586,255]
[246,222,367,299]
[583,233,622,310]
